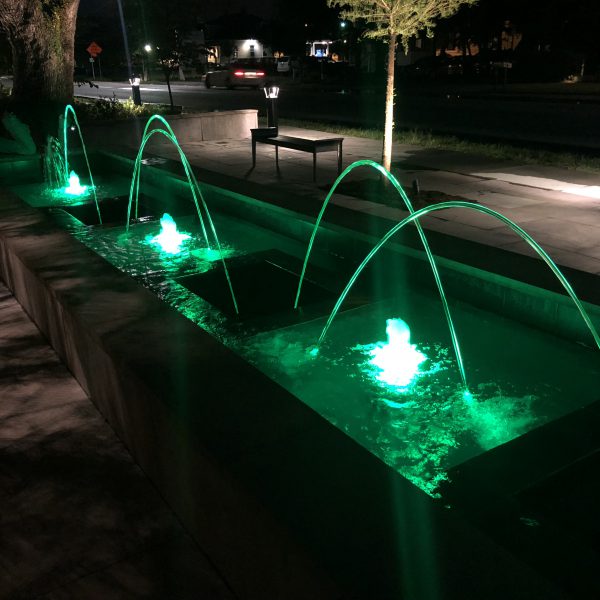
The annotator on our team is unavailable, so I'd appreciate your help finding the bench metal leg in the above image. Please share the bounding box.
[275,145,279,171]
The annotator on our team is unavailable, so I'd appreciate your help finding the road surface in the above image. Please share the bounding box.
[68,78,600,153]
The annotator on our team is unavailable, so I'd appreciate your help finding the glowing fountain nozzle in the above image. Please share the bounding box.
[369,318,427,388]
[64,170,87,196]
[150,213,191,254]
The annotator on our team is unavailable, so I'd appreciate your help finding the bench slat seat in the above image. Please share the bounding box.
[251,129,343,181]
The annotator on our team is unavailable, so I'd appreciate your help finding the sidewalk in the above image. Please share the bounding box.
[137,125,600,277]
[0,282,235,599]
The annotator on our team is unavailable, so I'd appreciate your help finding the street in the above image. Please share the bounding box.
[73,79,600,152]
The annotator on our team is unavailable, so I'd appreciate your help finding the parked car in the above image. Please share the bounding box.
[399,53,493,82]
[205,63,266,89]
[399,55,453,80]
[277,56,291,73]
[276,56,302,75]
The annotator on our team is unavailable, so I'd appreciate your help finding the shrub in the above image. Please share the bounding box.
[74,95,176,121]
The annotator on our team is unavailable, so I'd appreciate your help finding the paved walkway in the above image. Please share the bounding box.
[0,282,235,599]
[141,125,600,276]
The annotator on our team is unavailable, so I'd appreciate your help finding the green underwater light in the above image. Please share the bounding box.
[149,213,191,254]
[367,318,428,388]
[63,170,87,196]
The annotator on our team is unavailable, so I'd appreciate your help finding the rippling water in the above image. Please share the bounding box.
[63,210,600,497]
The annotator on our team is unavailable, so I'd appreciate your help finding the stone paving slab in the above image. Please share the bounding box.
[142,125,600,278]
[0,282,234,599]
[42,532,232,599]
[497,240,600,276]
[99,122,600,281]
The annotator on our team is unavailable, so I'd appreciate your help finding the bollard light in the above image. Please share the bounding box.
[263,86,279,128]
[263,86,279,99]
[129,77,142,105]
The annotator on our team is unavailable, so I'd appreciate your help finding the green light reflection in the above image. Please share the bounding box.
[244,315,544,498]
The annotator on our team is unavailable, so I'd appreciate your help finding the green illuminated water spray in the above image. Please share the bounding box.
[149,213,191,254]
[368,318,428,388]
[62,105,101,223]
[319,202,600,385]
[43,136,66,190]
[64,171,87,195]
[296,159,468,390]
[127,128,206,243]
[127,115,239,315]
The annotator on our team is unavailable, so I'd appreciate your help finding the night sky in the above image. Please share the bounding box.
[77,0,277,20]
[203,0,276,19]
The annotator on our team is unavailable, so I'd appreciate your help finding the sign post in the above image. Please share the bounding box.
[86,42,103,80]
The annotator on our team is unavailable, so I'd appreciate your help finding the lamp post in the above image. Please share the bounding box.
[143,43,152,81]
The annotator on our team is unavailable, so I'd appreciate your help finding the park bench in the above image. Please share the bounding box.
[251,127,343,181]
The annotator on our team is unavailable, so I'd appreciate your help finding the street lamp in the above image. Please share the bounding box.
[143,43,152,81]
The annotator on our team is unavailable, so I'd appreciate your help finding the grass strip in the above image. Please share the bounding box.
[277,117,600,174]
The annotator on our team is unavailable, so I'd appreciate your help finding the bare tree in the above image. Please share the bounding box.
[328,0,478,171]
[0,0,80,127]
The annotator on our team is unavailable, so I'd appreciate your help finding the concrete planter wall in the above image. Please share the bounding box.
[83,109,258,148]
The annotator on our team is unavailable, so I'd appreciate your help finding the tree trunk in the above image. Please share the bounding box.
[382,32,396,172]
[0,0,80,136]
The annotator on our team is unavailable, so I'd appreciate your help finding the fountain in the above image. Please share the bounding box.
[318,200,600,353]
[59,105,101,221]
[42,135,66,191]
[3,144,600,598]
[10,144,600,497]
[296,159,469,392]
[127,114,238,314]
